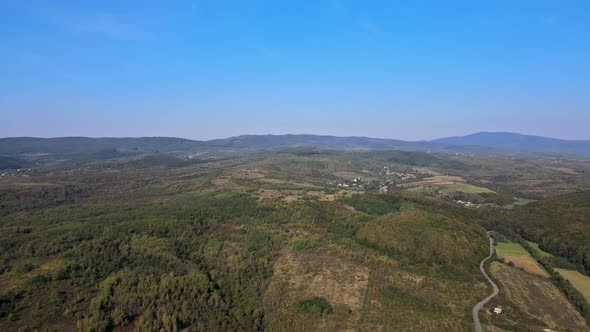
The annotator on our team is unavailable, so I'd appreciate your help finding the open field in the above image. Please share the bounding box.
[525,241,554,258]
[399,175,494,194]
[495,242,528,257]
[488,262,588,331]
[555,268,590,303]
[496,242,548,277]
[442,183,494,194]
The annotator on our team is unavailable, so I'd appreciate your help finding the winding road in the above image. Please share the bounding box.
[472,231,499,332]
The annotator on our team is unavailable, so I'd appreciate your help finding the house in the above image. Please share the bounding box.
[493,307,502,314]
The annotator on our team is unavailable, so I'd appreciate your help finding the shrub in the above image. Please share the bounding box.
[297,297,333,316]
[291,237,324,250]
[13,263,34,275]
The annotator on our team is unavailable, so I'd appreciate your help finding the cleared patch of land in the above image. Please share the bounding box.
[257,188,351,203]
[495,242,528,257]
[555,268,590,303]
[263,247,370,331]
[496,242,548,277]
[398,175,494,194]
[488,262,588,331]
[0,258,65,292]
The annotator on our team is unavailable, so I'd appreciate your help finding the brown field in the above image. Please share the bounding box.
[231,168,266,179]
[496,242,548,277]
[263,247,370,331]
[257,188,351,203]
[398,175,494,194]
[503,255,548,278]
[488,262,588,331]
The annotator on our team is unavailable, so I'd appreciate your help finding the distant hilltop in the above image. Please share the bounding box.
[431,132,590,155]
[1,132,589,159]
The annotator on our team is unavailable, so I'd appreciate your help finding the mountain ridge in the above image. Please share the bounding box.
[432,132,590,154]
[1,132,589,157]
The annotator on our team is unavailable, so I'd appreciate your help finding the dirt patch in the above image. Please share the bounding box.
[231,168,265,179]
[273,249,369,310]
[211,178,232,187]
[257,189,351,204]
[489,262,588,331]
[264,248,369,331]
[0,258,65,293]
[503,255,548,278]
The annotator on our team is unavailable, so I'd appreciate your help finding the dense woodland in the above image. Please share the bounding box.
[511,191,590,275]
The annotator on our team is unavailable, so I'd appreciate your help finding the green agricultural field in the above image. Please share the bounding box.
[495,242,548,277]
[495,242,528,258]
[555,268,590,303]
[441,183,494,194]
[526,241,554,258]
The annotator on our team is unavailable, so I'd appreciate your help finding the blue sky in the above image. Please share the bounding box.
[1,0,589,140]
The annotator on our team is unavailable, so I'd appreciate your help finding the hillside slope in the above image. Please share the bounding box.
[507,190,590,275]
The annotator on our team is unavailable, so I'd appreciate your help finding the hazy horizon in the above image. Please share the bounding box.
[2,131,590,143]
[2,1,589,140]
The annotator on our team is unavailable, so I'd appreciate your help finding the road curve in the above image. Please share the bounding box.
[472,231,499,332]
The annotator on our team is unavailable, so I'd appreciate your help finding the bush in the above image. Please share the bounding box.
[13,263,34,275]
[297,297,333,316]
[291,237,323,250]
[0,292,18,318]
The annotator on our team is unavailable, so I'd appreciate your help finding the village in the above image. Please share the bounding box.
[378,166,425,193]
[0,168,32,178]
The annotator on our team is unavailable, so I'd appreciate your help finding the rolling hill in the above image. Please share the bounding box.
[1,132,589,160]
[432,132,590,155]
[0,137,205,156]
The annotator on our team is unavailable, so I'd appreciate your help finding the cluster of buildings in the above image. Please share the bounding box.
[455,200,475,207]
[382,167,417,182]
[337,177,363,188]
[1,169,32,178]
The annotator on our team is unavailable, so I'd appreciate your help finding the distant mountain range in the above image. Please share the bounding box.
[431,132,590,155]
[0,132,589,168]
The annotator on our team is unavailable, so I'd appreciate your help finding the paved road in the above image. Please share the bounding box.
[472,231,499,332]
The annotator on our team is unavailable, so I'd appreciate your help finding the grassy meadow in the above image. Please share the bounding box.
[556,269,590,303]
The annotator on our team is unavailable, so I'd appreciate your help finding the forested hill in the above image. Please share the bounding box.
[2,133,589,159]
[0,137,204,155]
[508,190,590,275]
[0,135,481,157]
[432,132,590,155]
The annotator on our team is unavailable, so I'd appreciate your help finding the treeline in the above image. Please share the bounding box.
[510,191,590,276]
[481,200,590,324]
[516,237,590,323]
[477,191,590,278]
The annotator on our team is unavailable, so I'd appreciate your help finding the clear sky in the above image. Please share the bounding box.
[1,1,589,140]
